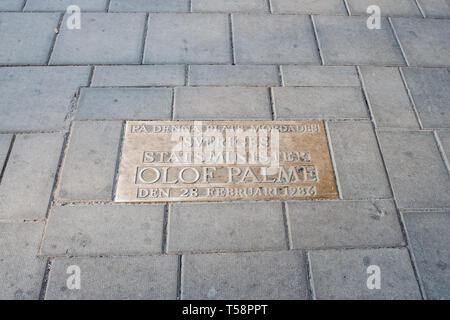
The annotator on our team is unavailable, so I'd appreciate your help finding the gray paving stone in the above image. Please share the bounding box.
[0,222,46,300]
[182,251,308,299]
[46,255,178,299]
[437,131,450,164]
[92,65,185,87]
[0,134,64,219]
[328,121,391,199]
[418,0,450,18]
[0,134,12,169]
[287,200,404,249]
[42,204,164,255]
[402,67,450,128]
[392,18,450,67]
[168,202,286,253]
[403,211,450,299]
[309,248,422,299]
[281,65,360,87]
[378,130,450,209]
[189,65,279,86]
[110,0,189,12]
[314,15,405,66]
[271,0,347,14]
[0,66,90,131]
[76,88,172,120]
[50,13,146,64]
[273,87,368,119]
[0,13,60,64]
[192,0,268,12]
[144,14,231,64]
[347,0,422,17]
[361,66,418,128]
[0,0,24,11]
[24,0,108,11]
[233,14,320,64]
[174,87,271,119]
[57,121,122,201]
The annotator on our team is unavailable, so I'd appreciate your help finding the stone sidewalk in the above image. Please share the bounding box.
[0,0,449,300]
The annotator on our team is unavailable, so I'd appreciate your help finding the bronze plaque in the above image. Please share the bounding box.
[115,121,338,202]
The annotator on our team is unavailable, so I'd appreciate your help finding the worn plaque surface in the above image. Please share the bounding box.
[115,121,338,202]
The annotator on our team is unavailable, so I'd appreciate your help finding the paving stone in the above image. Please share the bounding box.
[0,222,46,300]
[361,66,418,128]
[0,134,12,169]
[392,18,450,67]
[92,65,185,87]
[174,87,271,119]
[46,255,178,299]
[281,65,360,87]
[144,14,231,64]
[110,0,189,12]
[401,67,450,128]
[0,66,90,131]
[378,130,450,209]
[182,251,308,299]
[192,0,268,12]
[347,0,422,17]
[0,134,64,219]
[42,204,164,255]
[0,13,60,64]
[314,16,405,66]
[189,65,279,86]
[168,202,286,253]
[271,0,347,14]
[233,14,320,64]
[273,87,368,119]
[0,0,24,11]
[403,211,450,299]
[309,248,422,299]
[50,13,146,64]
[76,88,172,120]
[24,0,108,11]
[437,131,450,164]
[328,121,391,199]
[417,0,450,18]
[287,200,404,249]
[57,121,122,201]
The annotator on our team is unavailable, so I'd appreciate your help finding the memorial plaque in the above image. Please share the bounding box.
[115,121,338,202]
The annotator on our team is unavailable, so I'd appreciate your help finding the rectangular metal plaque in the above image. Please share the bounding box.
[115,120,338,202]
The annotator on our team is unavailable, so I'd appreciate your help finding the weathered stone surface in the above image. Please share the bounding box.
[361,66,418,128]
[233,14,320,64]
[182,251,309,299]
[287,200,404,249]
[42,204,165,255]
[403,211,450,299]
[174,87,271,119]
[0,135,12,170]
[328,121,392,199]
[168,202,286,252]
[314,16,405,66]
[110,0,189,12]
[378,130,450,209]
[281,65,360,87]
[0,66,90,131]
[189,65,279,86]
[25,0,108,11]
[76,88,172,120]
[57,121,122,200]
[274,87,368,119]
[271,0,347,14]
[392,18,450,67]
[347,0,422,17]
[401,67,450,128]
[0,222,46,300]
[417,0,450,18]
[0,13,60,64]
[144,14,231,64]
[51,13,146,64]
[92,65,185,87]
[0,0,24,11]
[0,134,64,219]
[46,255,179,299]
[309,248,422,299]
[192,0,268,12]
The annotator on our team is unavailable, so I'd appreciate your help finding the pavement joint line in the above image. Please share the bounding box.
[432,131,450,174]
[414,0,426,18]
[343,0,351,16]
[0,218,46,223]
[46,12,64,66]
[177,255,183,300]
[38,259,52,300]
[6,63,450,67]
[324,121,343,199]
[185,65,190,86]
[388,17,410,67]
[305,251,316,300]
[162,204,170,254]
[171,88,176,120]
[356,66,378,128]
[189,0,192,13]
[21,0,27,12]
[87,66,95,87]
[398,67,425,129]
[0,134,14,186]
[269,88,276,120]
[310,15,325,66]
[140,13,150,65]
[281,202,293,250]
[278,65,284,86]
[229,14,236,65]
[106,0,111,13]
[267,0,273,14]
[111,120,126,201]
